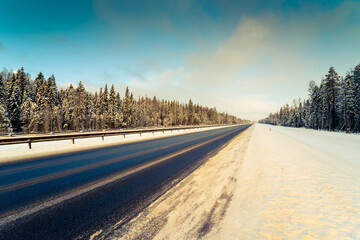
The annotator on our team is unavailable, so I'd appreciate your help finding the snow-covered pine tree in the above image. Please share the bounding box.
[94,91,100,130]
[188,99,194,125]
[135,97,143,127]
[175,101,181,125]
[135,97,144,127]
[159,100,167,126]
[0,74,10,132]
[33,73,42,103]
[151,96,160,126]
[343,74,355,132]
[16,67,27,105]
[0,74,4,103]
[169,101,176,126]
[123,86,131,128]
[101,84,109,129]
[303,99,311,128]
[336,76,346,131]
[108,84,116,129]
[308,80,321,129]
[115,92,123,128]
[323,67,341,131]
[85,92,95,130]
[20,83,40,133]
[297,100,303,127]
[130,93,136,128]
[318,80,328,130]
[52,105,62,132]
[5,73,21,132]
[353,64,360,132]
[98,88,105,129]
[194,103,201,125]
[0,104,9,133]
[47,75,58,132]
[74,81,85,131]
[33,72,48,132]
[20,78,31,133]
[62,84,76,131]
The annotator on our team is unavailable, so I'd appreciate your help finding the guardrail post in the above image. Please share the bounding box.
[72,138,75,144]
[123,134,125,138]
[102,134,104,141]
[28,139,31,149]
[162,130,164,134]
[139,132,142,136]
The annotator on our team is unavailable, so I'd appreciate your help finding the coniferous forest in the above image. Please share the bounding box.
[0,67,246,134]
[260,64,360,133]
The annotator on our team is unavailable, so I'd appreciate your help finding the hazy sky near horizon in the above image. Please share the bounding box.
[1,0,360,120]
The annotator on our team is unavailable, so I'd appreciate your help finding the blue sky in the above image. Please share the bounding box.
[1,0,360,120]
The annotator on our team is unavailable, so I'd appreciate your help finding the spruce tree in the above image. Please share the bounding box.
[188,99,194,125]
[123,86,131,127]
[308,80,320,129]
[75,81,85,131]
[115,92,123,128]
[33,72,47,132]
[353,64,360,132]
[98,88,105,129]
[62,84,76,131]
[6,73,21,132]
[102,84,109,129]
[322,67,340,131]
[0,74,9,132]
[108,84,116,129]
[130,93,136,127]
[343,74,355,132]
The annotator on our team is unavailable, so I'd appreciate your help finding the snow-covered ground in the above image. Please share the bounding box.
[0,127,224,163]
[106,123,360,239]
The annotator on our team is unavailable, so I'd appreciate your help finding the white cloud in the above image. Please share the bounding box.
[185,17,276,86]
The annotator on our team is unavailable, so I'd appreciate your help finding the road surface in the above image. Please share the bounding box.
[0,124,250,240]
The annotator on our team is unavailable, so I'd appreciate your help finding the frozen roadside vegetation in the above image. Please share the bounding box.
[0,126,226,163]
[107,123,360,239]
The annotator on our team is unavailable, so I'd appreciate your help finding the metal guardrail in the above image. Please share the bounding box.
[0,125,226,149]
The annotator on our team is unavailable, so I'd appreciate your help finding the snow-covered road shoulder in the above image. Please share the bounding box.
[221,124,360,239]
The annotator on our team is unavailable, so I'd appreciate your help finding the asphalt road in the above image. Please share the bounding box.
[0,124,251,240]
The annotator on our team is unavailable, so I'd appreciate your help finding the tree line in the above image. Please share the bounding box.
[260,64,360,133]
[0,67,246,133]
